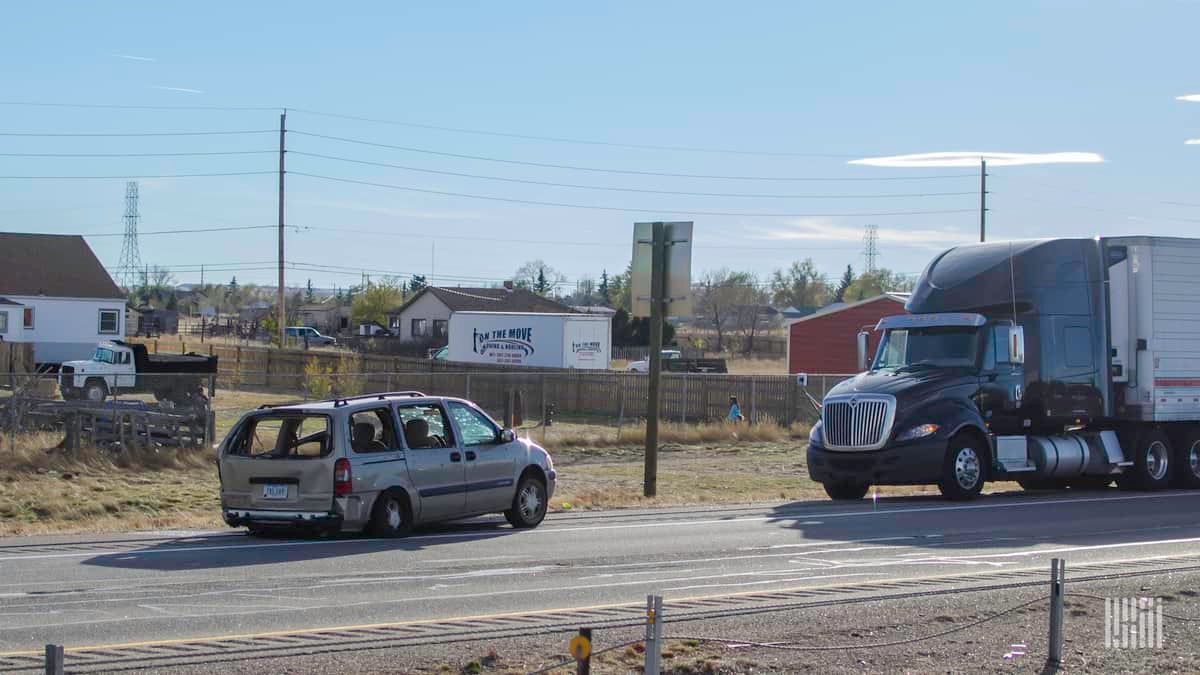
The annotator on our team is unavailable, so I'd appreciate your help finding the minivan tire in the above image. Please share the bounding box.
[938,434,988,500]
[505,474,548,529]
[369,490,413,538]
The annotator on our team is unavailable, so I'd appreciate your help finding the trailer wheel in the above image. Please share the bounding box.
[1119,428,1172,491]
[822,481,869,500]
[1171,428,1200,489]
[938,434,988,500]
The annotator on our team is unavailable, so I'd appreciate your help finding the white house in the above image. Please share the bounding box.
[0,298,27,344]
[0,233,126,365]
[385,284,574,342]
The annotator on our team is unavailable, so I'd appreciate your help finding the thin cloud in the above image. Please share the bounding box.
[1177,94,1200,102]
[1187,139,1200,145]
[747,219,974,250]
[115,54,155,62]
[150,85,205,95]
[849,151,1104,168]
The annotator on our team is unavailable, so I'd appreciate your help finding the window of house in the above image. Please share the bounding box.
[98,309,120,335]
[22,307,33,330]
[348,408,399,454]
[0,311,8,334]
[447,401,499,446]
[433,319,448,339]
[411,318,429,337]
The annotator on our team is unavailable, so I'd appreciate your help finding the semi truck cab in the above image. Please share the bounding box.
[807,236,1200,500]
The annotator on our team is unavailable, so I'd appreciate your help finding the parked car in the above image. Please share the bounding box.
[218,391,556,536]
[285,326,337,346]
[429,346,449,361]
[627,350,682,373]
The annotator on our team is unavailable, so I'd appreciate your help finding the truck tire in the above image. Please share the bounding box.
[938,434,988,500]
[83,379,107,402]
[1118,428,1172,491]
[1171,428,1200,490]
[823,481,869,500]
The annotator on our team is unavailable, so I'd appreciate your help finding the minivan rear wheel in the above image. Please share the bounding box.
[369,490,413,538]
[505,474,547,529]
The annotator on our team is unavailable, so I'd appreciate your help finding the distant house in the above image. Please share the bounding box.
[297,301,349,334]
[787,293,909,374]
[0,297,28,344]
[134,306,179,335]
[571,305,617,316]
[386,284,574,342]
[0,232,126,365]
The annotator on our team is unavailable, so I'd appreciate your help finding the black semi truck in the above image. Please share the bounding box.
[807,236,1200,500]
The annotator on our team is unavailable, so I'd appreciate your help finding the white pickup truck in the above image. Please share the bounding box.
[59,340,218,406]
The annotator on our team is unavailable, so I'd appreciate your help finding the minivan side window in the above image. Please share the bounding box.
[448,402,499,447]
[396,404,455,449]
[349,407,399,454]
[227,414,331,458]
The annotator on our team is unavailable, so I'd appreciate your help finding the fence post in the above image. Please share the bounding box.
[750,377,757,425]
[682,372,689,424]
[1046,558,1065,671]
[45,643,64,675]
[644,594,663,674]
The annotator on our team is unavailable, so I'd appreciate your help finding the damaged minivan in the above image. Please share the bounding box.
[218,392,557,536]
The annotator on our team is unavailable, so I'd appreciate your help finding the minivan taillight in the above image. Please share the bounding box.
[334,458,352,496]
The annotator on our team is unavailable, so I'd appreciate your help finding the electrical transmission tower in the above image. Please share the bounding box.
[117,181,142,290]
[863,223,880,275]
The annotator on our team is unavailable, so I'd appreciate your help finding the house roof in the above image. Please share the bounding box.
[390,286,574,315]
[0,297,23,306]
[0,233,123,299]
[788,294,906,326]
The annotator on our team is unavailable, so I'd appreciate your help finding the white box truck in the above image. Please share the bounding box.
[447,312,611,369]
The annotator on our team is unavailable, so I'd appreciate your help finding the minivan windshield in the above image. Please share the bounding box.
[873,327,980,371]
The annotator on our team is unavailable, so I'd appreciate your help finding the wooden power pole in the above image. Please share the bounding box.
[277,110,287,348]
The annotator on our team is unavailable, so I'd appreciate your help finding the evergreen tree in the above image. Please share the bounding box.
[534,267,550,295]
[305,279,314,303]
[834,265,854,303]
[408,275,428,294]
[597,270,611,306]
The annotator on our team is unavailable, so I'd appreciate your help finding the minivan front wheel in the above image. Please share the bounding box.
[505,474,547,529]
[369,490,413,538]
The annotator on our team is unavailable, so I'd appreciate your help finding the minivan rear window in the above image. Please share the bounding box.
[227,414,332,459]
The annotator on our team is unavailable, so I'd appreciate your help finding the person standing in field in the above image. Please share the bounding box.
[728,395,744,423]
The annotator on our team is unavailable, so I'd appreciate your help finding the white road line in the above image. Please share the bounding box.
[664,572,877,592]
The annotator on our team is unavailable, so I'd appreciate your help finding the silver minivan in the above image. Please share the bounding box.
[218,391,556,536]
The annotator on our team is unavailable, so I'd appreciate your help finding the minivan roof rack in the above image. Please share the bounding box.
[333,391,428,407]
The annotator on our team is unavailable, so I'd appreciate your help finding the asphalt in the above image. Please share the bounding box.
[2,488,1199,660]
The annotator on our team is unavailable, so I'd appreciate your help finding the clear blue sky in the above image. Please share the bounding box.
[2,1,1197,293]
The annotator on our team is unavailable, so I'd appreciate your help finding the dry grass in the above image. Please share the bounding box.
[528,419,810,449]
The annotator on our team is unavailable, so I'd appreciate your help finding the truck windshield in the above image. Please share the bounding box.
[874,327,980,371]
[93,348,115,364]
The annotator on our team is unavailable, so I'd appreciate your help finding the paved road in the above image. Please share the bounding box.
[2,489,1199,659]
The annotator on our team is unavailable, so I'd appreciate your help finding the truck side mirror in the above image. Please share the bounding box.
[1009,325,1026,365]
[856,331,870,371]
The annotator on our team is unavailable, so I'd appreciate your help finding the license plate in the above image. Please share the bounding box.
[261,484,289,500]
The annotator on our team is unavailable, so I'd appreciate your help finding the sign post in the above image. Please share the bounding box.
[632,221,692,498]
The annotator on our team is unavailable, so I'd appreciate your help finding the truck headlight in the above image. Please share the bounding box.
[896,424,940,442]
[809,420,823,445]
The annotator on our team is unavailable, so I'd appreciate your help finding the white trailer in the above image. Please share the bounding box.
[447,312,611,369]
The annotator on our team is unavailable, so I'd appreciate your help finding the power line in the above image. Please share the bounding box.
[84,225,277,237]
[0,171,275,180]
[289,151,976,200]
[288,107,860,158]
[0,101,277,112]
[290,130,977,183]
[0,129,274,137]
[291,172,978,218]
[0,150,275,158]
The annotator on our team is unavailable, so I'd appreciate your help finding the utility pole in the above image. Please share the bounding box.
[200,264,205,287]
[277,110,287,348]
[980,159,988,243]
[644,222,667,497]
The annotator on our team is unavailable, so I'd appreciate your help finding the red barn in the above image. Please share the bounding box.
[787,294,909,374]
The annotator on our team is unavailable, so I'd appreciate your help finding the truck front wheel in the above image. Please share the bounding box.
[83,379,107,402]
[938,434,988,500]
[822,481,869,500]
[1119,429,1172,491]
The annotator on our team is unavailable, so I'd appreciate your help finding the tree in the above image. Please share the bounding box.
[408,275,427,294]
[769,259,827,309]
[842,268,915,302]
[694,269,759,352]
[833,265,855,303]
[351,280,403,327]
[305,279,314,304]
[514,260,566,295]
[610,262,632,312]
[534,267,550,296]
[611,308,675,347]
[597,270,611,307]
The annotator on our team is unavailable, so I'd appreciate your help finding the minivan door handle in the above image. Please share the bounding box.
[465,451,477,461]
[449,452,462,462]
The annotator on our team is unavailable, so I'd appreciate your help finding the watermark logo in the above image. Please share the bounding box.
[1105,597,1163,649]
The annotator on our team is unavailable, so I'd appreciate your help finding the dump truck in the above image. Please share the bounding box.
[59,340,218,406]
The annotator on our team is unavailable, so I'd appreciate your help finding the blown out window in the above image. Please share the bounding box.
[227,415,332,459]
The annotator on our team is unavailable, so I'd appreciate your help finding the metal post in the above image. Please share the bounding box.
[644,222,666,497]
[575,627,592,675]
[682,372,688,424]
[45,644,64,675]
[277,110,287,349]
[644,594,664,674]
[750,377,757,425]
[1047,558,1065,671]
[979,158,987,243]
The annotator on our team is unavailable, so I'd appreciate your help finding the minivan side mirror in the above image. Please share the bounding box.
[499,428,517,444]
[856,331,870,372]
[1009,325,1026,365]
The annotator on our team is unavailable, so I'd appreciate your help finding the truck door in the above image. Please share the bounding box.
[115,350,137,390]
[976,324,1024,433]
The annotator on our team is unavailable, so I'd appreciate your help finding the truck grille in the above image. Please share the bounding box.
[822,395,896,451]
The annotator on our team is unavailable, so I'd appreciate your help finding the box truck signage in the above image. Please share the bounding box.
[473,326,535,364]
[571,340,603,362]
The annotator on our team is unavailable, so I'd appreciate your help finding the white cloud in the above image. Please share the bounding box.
[747,218,975,250]
[116,54,155,62]
[848,151,1104,168]
[1177,94,1200,102]
[151,85,204,94]
[1187,139,1200,145]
